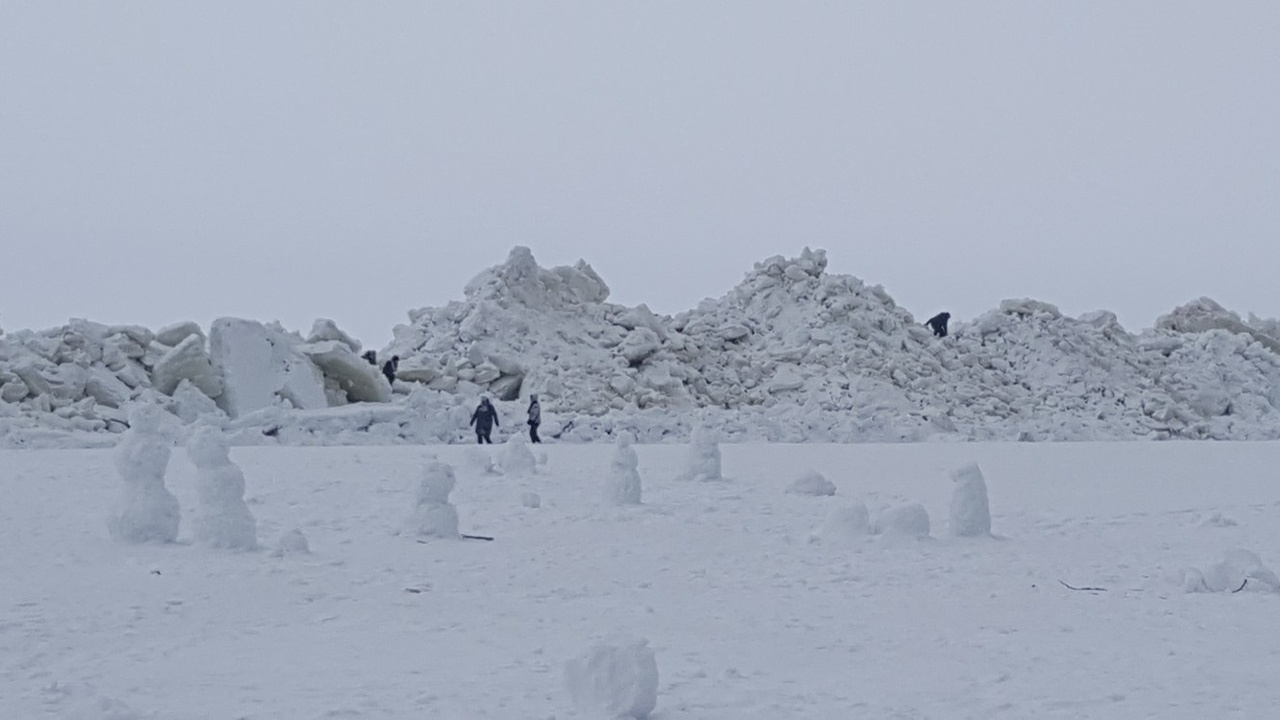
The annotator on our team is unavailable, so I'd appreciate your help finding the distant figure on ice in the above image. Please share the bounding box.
[470,397,499,444]
[527,394,542,443]
[362,350,377,366]
[382,355,399,384]
[925,312,951,338]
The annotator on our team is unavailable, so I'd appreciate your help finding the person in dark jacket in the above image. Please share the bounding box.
[362,350,378,366]
[925,312,951,338]
[382,355,399,385]
[527,394,542,444]
[470,397,499,444]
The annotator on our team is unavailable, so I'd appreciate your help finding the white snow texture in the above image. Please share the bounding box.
[948,462,992,537]
[564,636,659,720]
[13,441,1280,718]
[107,406,180,544]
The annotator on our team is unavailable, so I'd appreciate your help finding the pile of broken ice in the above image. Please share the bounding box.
[0,316,389,447]
[5,246,1280,448]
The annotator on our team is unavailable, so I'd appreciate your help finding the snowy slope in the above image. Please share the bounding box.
[4,441,1280,718]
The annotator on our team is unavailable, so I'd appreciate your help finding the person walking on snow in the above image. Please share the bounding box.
[527,394,542,444]
[470,397,499,444]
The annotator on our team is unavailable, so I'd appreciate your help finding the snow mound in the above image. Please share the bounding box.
[814,502,871,542]
[380,245,1280,444]
[564,636,659,720]
[1199,512,1239,528]
[306,318,362,352]
[873,503,931,539]
[787,470,836,496]
[39,681,158,720]
[107,406,180,544]
[187,426,257,550]
[606,433,643,505]
[1157,298,1280,354]
[502,434,537,476]
[406,459,460,538]
[386,246,623,407]
[948,462,992,537]
[154,320,204,348]
[465,446,500,475]
[1183,549,1280,593]
[273,528,311,556]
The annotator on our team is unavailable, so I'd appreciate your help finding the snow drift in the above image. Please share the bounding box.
[564,636,659,720]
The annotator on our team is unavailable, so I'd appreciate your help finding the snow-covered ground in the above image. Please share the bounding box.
[5,440,1279,719]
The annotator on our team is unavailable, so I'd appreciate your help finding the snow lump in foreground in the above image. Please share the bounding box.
[948,462,992,537]
[107,406,180,544]
[565,636,659,719]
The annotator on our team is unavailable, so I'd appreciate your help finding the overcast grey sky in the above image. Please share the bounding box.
[2,2,1277,348]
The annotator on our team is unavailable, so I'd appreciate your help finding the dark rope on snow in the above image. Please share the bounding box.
[1059,580,1107,592]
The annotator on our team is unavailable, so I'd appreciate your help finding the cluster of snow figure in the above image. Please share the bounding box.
[8,246,1280,448]
[795,457,1280,599]
[550,440,1004,719]
[812,461,992,542]
[103,413,1280,719]
[108,407,259,550]
[429,431,646,528]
